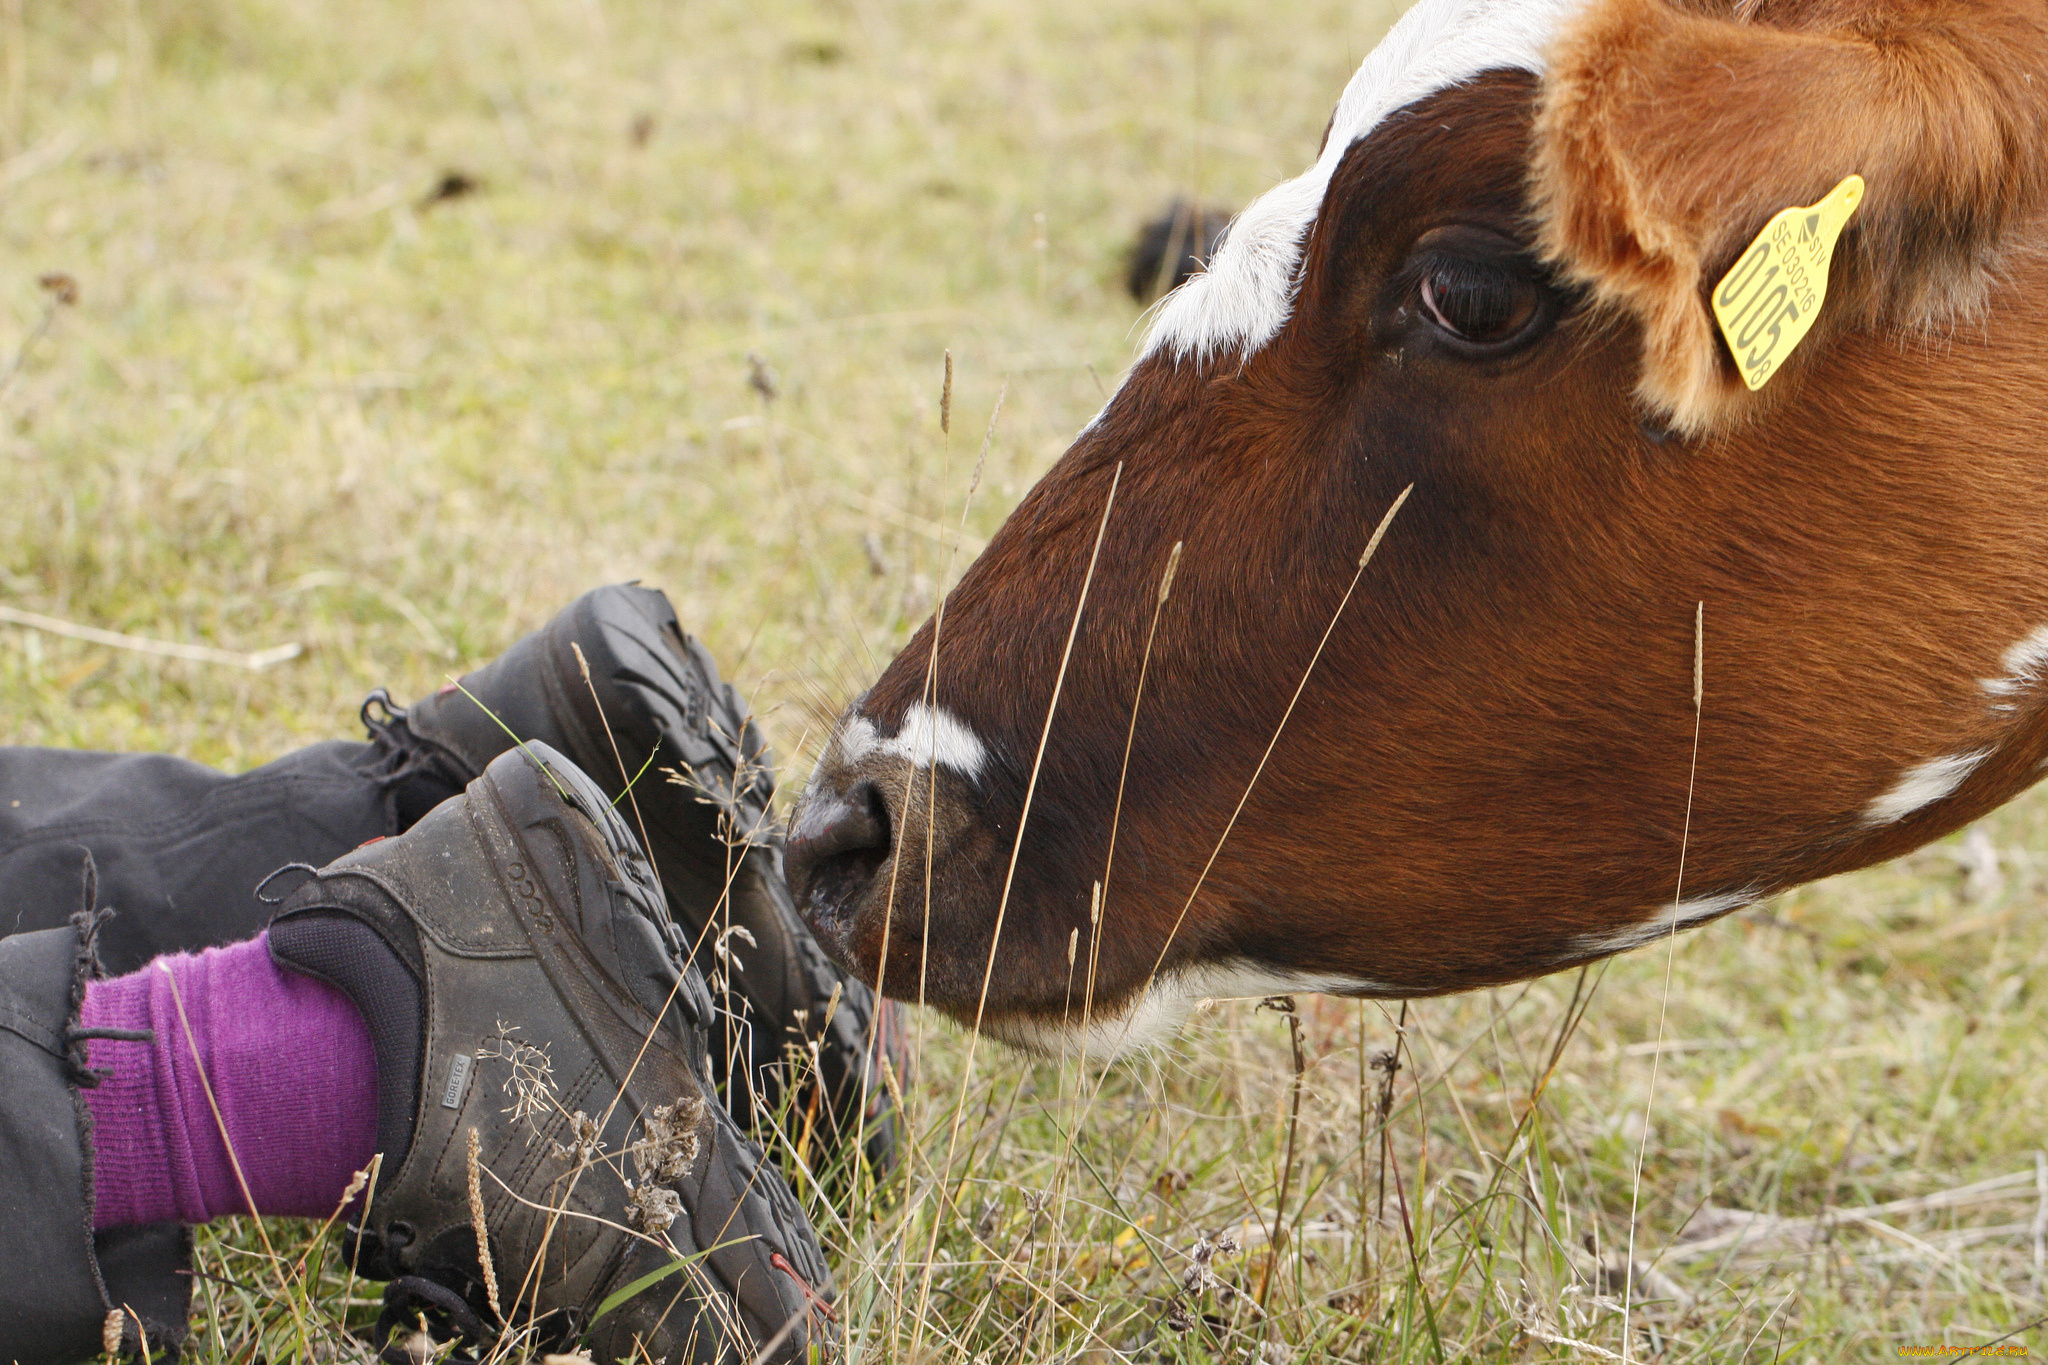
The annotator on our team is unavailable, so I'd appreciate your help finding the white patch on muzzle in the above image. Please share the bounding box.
[834,701,988,779]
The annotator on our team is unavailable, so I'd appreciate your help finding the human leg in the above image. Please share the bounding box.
[79,931,376,1228]
[7,743,831,1364]
[0,739,433,974]
[0,584,902,1170]
[0,917,192,1365]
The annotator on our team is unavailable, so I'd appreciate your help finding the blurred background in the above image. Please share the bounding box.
[0,0,1352,765]
[3,1,2045,1360]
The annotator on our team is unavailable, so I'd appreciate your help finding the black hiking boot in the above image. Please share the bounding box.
[270,743,833,1364]
[364,584,901,1175]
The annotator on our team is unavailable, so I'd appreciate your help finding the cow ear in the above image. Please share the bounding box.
[1531,0,2048,434]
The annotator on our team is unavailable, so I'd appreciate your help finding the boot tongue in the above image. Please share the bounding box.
[268,905,425,1175]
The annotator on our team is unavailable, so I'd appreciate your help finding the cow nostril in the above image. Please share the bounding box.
[810,780,892,863]
[788,779,894,926]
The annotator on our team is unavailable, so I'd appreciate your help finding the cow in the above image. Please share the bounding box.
[784,0,2048,1056]
[1127,200,1236,303]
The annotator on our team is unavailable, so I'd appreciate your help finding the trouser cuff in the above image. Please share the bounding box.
[0,893,191,1363]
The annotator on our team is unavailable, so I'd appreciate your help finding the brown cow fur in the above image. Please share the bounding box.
[1533,0,2048,433]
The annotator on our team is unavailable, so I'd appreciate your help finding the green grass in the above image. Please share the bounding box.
[5,0,2048,1359]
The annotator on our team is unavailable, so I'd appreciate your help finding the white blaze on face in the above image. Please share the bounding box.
[1142,0,1586,366]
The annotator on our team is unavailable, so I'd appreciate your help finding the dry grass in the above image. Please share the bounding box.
[5,0,2048,1360]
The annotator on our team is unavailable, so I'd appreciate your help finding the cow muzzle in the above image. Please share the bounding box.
[785,705,1008,998]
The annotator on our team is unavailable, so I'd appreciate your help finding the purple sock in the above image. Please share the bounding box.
[80,930,378,1227]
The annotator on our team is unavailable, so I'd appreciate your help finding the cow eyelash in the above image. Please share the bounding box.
[1400,239,1555,355]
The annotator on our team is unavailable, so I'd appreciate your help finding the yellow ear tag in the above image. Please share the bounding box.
[1711,174,1864,391]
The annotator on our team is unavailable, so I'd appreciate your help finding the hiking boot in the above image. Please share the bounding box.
[366,584,901,1174]
[269,742,832,1364]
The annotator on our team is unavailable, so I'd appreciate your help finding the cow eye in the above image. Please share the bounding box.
[1417,258,1541,346]
[1396,228,1558,356]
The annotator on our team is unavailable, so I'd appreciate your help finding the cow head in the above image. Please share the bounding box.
[786,0,2048,1052]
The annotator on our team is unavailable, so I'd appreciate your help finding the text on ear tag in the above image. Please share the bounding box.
[1711,174,1864,391]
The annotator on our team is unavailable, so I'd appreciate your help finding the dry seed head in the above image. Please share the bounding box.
[1359,484,1414,569]
[625,1182,684,1236]
[880,1053,906,1110]
[941,349,953,435]
[1067,927,1078,967]
[1182,1231,1240,1296]
[1189,1230,1238,1267]
[38,272,78,306]
[551,1110,606,1166]
[1694,600,1705,712]
[466,1126,503,1321]
[968,381,1006,499]
[1158,540,1183,606]
[480,1024,557,1126]
[628,1096,706,1186]
[713,922,757,966]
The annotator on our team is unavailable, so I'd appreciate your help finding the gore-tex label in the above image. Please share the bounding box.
[441,1051,474,1109]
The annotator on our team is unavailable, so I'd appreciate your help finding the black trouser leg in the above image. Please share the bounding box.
[0,740,418,974]
[0,725,461,1363]
[0,919,190,1364]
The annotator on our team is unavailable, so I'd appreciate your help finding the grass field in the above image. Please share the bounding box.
[5,0,2048,1360]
